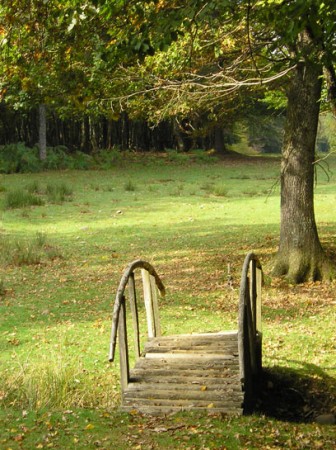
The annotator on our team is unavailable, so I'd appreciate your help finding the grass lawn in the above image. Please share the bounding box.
[0,152,335,449]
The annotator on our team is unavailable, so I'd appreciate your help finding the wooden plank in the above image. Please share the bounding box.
[126,383,243,394]
[144,352,237,360]
[118,297,129,393]
[249,259,257,335]
[144,348,239,356]
[256,267,262,334]
[141,269,155,338]
[120,405,243,415]
[122,397,243,409]
[144,340,239,351]
[150,274,161,336]
[129,375,241,386]
[132,358,240,370]
[146,331,238,341]
[128,273,141,359]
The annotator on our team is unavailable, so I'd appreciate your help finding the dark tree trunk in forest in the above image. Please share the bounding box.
[214,126,227,154]
[273,60,335,282]
[38,104,47,160]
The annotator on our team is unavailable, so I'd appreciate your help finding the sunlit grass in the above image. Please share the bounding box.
[0,154,335,448]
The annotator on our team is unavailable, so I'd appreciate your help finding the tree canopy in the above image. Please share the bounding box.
[1,0,336,282]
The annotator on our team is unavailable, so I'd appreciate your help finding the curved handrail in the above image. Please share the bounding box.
[109,259,165,362]
[238,252,263,392]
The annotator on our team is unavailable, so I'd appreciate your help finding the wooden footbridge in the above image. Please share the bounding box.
[109,252,263,415]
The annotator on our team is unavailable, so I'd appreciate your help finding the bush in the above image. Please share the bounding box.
[1,351,118,409]
[124,180,136,192]
[46,182,73,203]
[0,278,6,297]
[191,149,219,163]
[70,151,95,170]
[0,232,62,267]
[42,146,72,170]
[213,183,229,197]
[4,189,45,209]
[0,143,40,173]
[95,148,123,169]
[26,180,43,194]
[165,149,190,164]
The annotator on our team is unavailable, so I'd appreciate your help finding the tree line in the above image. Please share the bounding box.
[1,0,336,283]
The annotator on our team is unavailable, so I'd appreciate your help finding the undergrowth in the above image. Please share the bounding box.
[1,352,118,410]
[0,232,62,266]
[3,182,73,210]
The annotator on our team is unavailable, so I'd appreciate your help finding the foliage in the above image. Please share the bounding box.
[124,180,136,192]
[191,149,219,163]
[0,232,62,266]
[0,143,40,173]
[166,149,190,164]
[212,183,229,197]
[0,145,132,174]
[3,181,73,209]
[95,148,123,169]
[46,182,73,203]
[3,189,45,209]
[42,146,74,170]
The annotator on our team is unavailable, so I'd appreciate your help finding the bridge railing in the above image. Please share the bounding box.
[238,252,263,408]
[109,260,165,391]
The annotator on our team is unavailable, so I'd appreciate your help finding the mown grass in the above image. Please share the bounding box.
[0,152,335,449]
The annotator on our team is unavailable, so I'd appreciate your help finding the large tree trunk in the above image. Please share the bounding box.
[273,60,335,283]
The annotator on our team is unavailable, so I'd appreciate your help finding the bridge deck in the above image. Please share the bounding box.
[121,331,244,415]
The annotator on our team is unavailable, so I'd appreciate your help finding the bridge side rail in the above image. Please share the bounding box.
[238,252,263,407]
[109,260,165,391]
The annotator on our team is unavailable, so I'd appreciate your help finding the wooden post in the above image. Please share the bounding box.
[255,266,263,372]
[256,267,262,335]
[150,275,161,337]
[128,273,141,359]
[118,296,130,393]
[249,259,257,336]
[141,269,155,338]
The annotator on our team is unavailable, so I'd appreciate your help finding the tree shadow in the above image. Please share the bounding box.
[254,361,336,423]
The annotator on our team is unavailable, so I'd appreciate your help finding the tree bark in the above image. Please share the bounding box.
[38,104,47,161]
[214,125,227,154]
[273,60,335,282]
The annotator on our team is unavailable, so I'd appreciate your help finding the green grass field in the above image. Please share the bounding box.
[0,152,335,449]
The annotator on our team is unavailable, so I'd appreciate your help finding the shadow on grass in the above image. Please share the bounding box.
[255,362,336,423]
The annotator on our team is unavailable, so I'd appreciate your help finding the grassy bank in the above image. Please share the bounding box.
[0,152,335,449]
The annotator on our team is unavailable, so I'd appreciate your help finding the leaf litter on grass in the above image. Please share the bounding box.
[0,155,336,448]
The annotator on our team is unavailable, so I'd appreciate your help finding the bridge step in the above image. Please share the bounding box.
[121,331,244,415]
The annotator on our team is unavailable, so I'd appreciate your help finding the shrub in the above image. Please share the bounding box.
[1,352,119,409]
[96,148,123,169]
[0,143,41,173]
[191,149,219,163]
[124,180,136,191]
[0,232,62,267]
[166,149,190,164]
[70,151,95,170]
[42,146,70,170]
[213,183,229,197]
[0,279,6,297]
[26,180,43,194]
[46,182,73,203]
[4,189,45,209]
